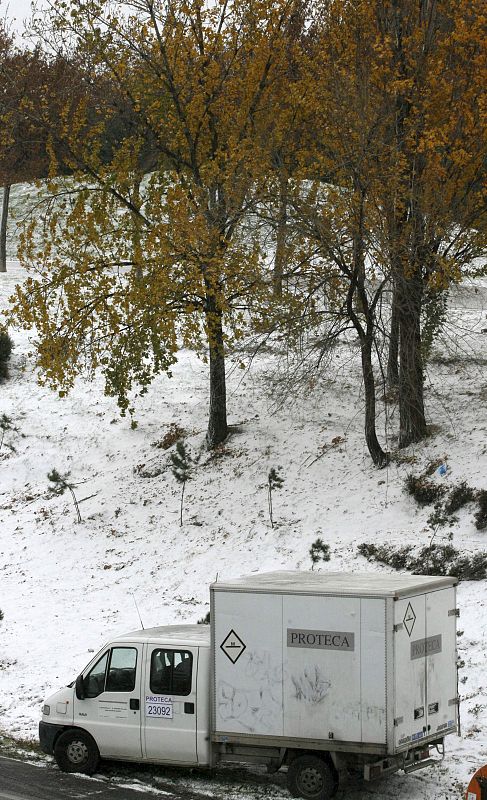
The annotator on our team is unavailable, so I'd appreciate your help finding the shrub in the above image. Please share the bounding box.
[155,423,187,450]
[427,503,456,529]
[405,473,446,507]
[309,538,331,568]
[474,490,487,531]
[0,330,13,380]
[0,609,3,621]
[445,481,477,514]
[357,542,487,581]
[450,552,487,581]
[413,544,458,574]
[357,543,411,570]
[0,331,12,362]
[197,612,210,624]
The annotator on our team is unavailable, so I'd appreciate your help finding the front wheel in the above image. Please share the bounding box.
[287,754,338,800]
[53,728,100,775]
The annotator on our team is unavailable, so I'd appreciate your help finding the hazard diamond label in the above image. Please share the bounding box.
[403,602,417,637]
[220,629,246,664]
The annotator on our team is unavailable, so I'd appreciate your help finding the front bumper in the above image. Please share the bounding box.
[39,721,65,755]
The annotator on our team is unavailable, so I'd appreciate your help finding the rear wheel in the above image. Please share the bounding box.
[287,754,338,800]
[54,729,99,775]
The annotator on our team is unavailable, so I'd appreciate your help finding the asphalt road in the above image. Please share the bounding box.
[0,756,176,800]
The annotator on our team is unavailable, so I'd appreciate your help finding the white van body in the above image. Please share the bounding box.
[40,572,459,799]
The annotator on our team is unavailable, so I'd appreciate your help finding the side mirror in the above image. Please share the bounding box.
[75,673,85,700]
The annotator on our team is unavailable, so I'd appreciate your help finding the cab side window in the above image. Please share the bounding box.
[84,647,137,697]
[150,649,193,696]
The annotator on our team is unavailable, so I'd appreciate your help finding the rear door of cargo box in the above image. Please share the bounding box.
[425,587,458,739]
[394,593,427,750]
[394,587,457,750]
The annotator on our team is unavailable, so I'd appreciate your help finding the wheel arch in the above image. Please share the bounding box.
[53,724,97,749]
[286,749,336,769]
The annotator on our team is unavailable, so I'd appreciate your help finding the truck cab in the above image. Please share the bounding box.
[39,625,211,773]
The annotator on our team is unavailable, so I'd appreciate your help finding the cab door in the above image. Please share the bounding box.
[74,644,143,759]
[143,645,198,764]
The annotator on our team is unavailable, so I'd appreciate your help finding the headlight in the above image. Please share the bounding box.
[42,704,50,716]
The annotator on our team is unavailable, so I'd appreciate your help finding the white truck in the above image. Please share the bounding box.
[39,571,460,799]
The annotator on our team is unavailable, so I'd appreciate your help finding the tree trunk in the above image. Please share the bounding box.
[131,177,143,281]
[273,168,288,297]
[361,332,389,468]
[205,301,228,449]
[398,269,427,447]
[0,185,10,273]
[387,277,400,390]
[348,181,388,468]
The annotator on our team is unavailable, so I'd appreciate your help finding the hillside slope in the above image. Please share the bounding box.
[1,184,487,799]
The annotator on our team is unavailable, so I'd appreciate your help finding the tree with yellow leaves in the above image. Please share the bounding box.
[9,0,294,446]
[376,0,487,446]
[279,0,486,463]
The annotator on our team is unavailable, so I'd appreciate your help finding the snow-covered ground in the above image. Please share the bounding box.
[1,183,487,798]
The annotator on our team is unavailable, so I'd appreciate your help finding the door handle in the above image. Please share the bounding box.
[130,699,140,710]
[184,702,195,714]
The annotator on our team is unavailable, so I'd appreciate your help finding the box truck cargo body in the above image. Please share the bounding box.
[211,572,459,756]
[39,572,459,799]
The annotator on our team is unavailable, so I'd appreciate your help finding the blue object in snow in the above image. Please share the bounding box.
[437,464,448,476]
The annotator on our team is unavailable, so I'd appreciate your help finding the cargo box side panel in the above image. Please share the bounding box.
[360,598,387,744]
[213,590,283,737]
[283,595,361,742]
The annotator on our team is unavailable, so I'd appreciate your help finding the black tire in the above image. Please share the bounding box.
[53,729,100,775]
[287,754,338,800]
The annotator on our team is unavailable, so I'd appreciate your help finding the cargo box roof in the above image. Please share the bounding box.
[211,570,457,598]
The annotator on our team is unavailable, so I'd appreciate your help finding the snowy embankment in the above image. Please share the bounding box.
[0,184,487,799]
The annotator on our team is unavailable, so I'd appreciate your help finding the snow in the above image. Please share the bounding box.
[1,183,487,799]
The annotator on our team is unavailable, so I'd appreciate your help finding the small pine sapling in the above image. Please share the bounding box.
[309,538,331,569]
[47,469,82,523]
[267,467,284,528]
[170,441,193,525]
[0,414,14,451]
[0,609,3,621]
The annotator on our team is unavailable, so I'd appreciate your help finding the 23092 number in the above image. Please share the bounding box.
[147,704,172,717]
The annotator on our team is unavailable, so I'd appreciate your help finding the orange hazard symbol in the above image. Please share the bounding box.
[466,765,487,800]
